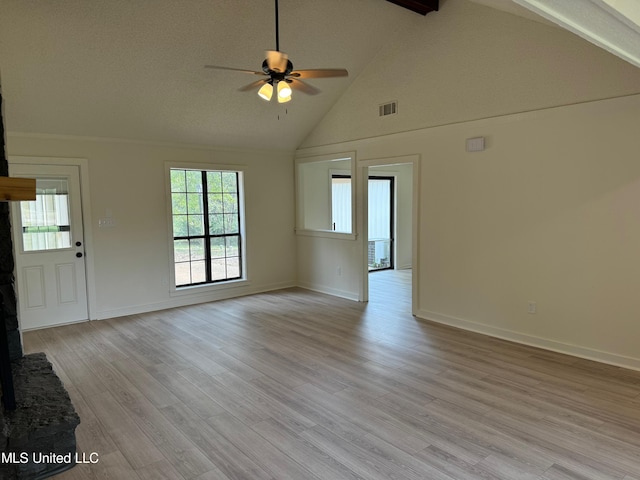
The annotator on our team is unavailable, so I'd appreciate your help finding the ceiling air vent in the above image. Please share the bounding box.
[379,101,398,117]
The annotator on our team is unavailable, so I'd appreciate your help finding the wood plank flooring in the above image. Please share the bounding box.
[21,269,640,479]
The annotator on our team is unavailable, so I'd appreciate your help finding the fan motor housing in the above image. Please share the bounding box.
[262,59,293,78]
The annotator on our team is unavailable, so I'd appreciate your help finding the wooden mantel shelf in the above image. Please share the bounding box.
[0,177,36,202]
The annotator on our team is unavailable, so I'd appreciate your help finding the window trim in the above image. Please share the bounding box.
[165,162,248,295]
[294,152,357,239]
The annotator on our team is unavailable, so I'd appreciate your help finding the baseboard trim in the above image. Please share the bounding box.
[94,281,296,320]
[417,309,640,372]
[297,282,360,302]
[21,318,87,332]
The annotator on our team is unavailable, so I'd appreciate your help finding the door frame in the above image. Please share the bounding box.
[9,156,96,323]
[357,154,420,315]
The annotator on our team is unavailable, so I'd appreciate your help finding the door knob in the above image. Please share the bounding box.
[76,252,83,258]
[76,241,82,247]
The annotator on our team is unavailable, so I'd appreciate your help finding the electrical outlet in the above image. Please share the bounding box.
[528,301,537,314]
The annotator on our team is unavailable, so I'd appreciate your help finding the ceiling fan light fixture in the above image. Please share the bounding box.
[204,0,348,104]
[277,80,292,102]
[258,82,273,101]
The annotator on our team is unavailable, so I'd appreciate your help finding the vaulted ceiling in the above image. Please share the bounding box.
[0,0,422,150]
[0,0,638,151]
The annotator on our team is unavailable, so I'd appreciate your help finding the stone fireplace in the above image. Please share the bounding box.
[0,83,80,479]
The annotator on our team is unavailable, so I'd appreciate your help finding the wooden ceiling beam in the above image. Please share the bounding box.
[386,0,439,15]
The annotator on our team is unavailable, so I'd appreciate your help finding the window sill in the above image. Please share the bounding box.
[295,229,357,241]
[169,278,250,297]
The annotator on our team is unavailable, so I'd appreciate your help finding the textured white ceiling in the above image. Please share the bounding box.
[1,0,639,151]
[0,0,420,150]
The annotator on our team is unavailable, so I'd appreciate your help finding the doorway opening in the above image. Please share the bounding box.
[362,160,416,314]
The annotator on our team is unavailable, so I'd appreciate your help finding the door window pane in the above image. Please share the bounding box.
[20,178,72,251]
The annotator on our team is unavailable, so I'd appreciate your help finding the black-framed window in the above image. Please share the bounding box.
[170,168,243,287]
[367,176,394,272]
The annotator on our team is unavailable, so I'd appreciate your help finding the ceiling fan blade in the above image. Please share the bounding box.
[238,79,269,92]
[289,78,321,95]
[289,68,349,79]
[266,50,288,73]
[205,65,264,75]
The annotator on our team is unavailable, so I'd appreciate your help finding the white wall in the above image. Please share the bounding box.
[299,161,332,231]
[295,0,640,369]
[297,94,640,369]
[7,134,297,319]
[297,234,361,301]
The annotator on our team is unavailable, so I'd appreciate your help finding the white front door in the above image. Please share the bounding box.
[9,164,88,330]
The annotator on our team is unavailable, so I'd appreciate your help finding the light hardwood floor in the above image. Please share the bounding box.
[22,269,640,479]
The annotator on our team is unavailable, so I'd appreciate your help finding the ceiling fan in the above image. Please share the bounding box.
[204,0,348,103]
